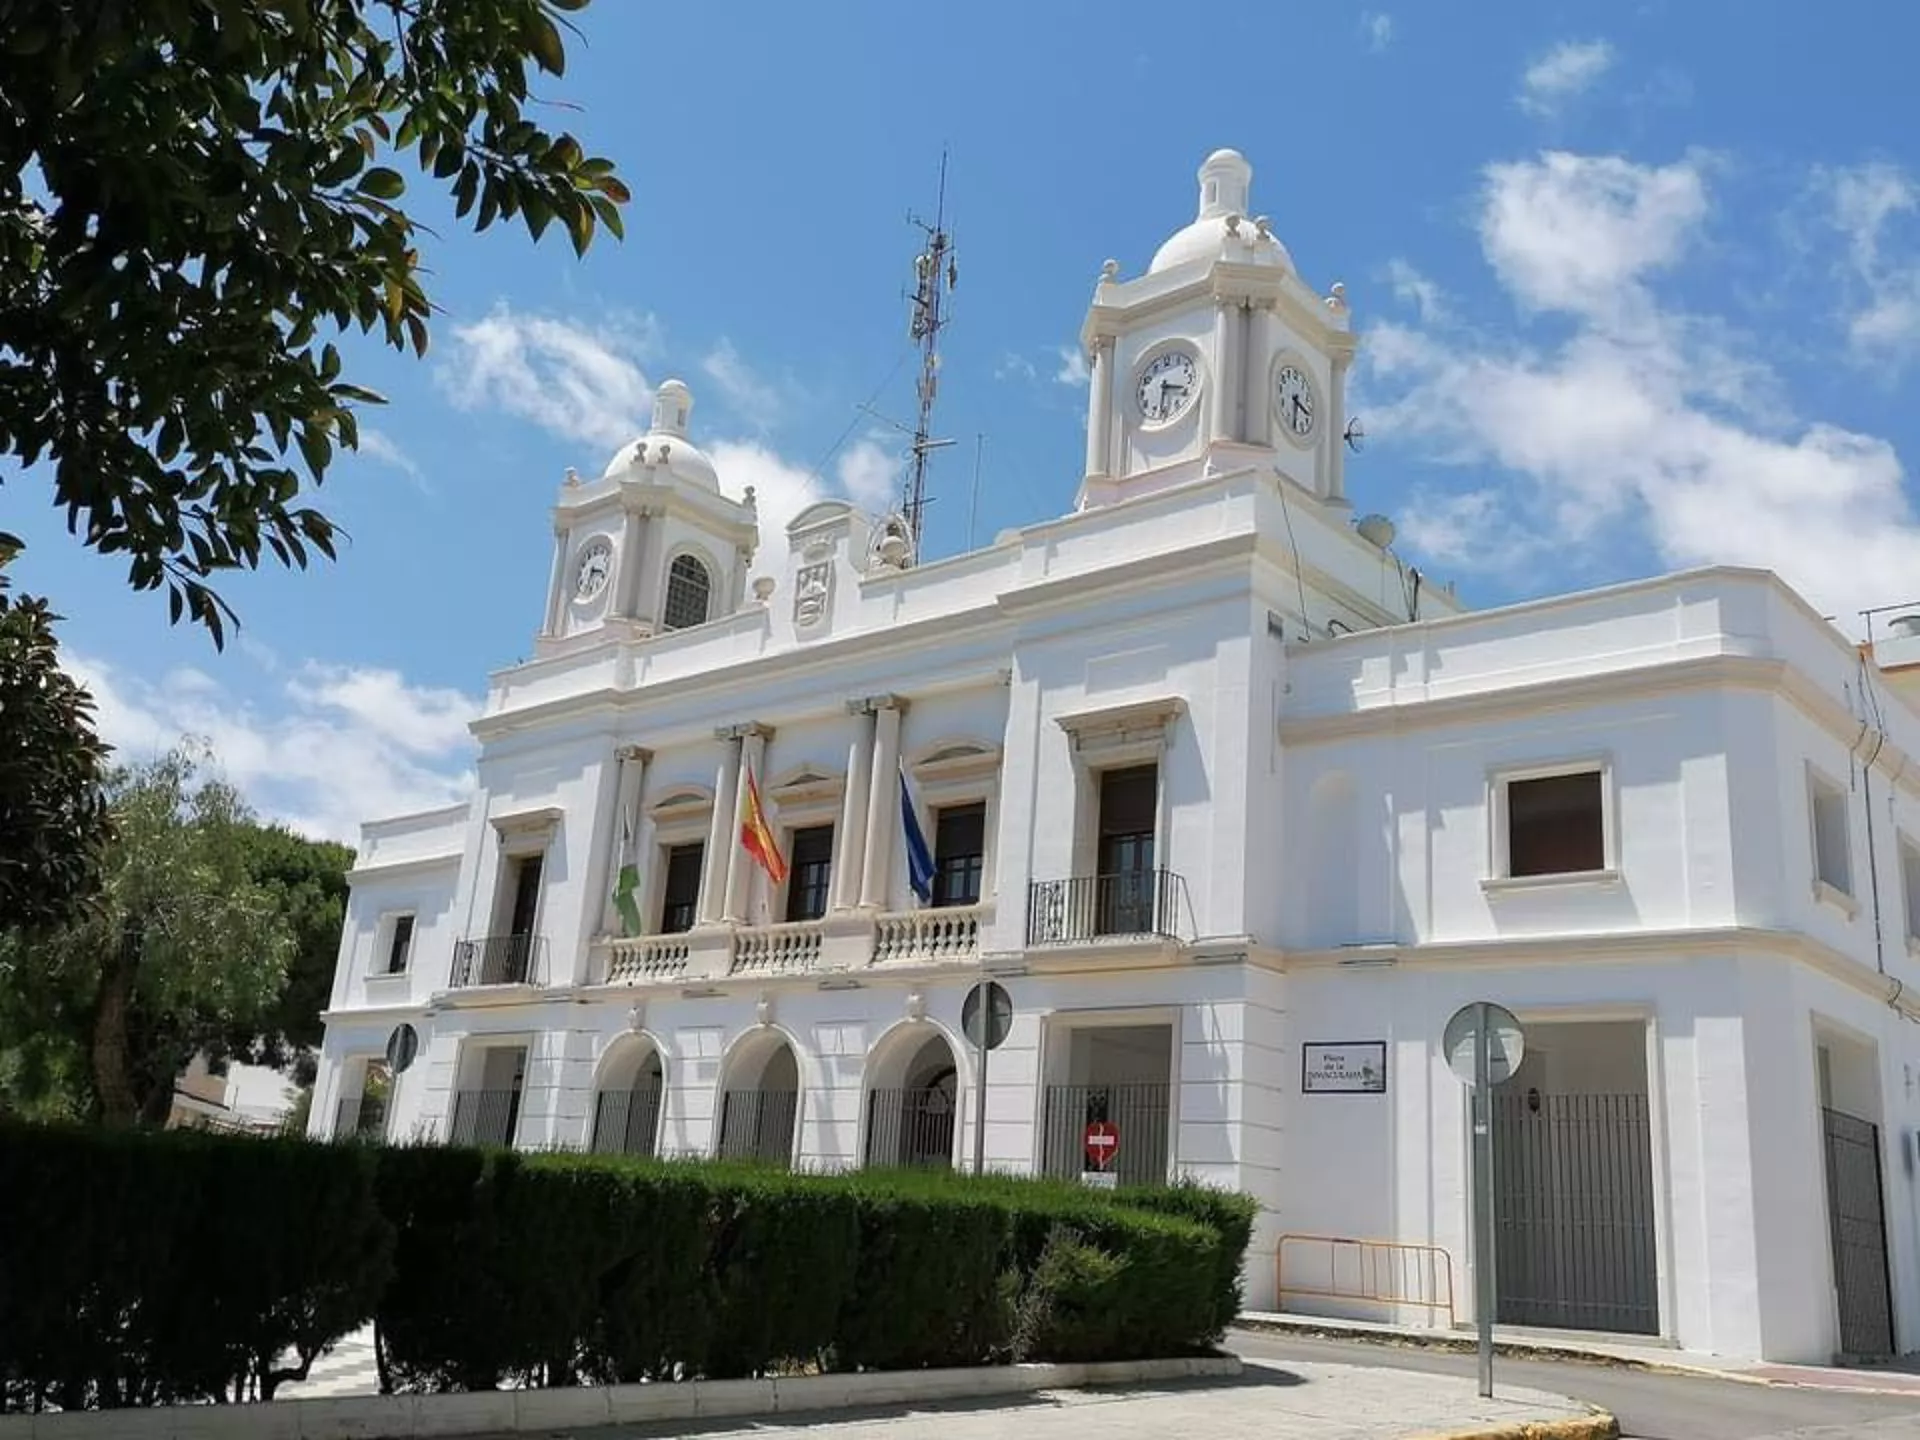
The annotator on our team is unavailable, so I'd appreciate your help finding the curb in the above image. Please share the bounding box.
[1236,1316,1920,1400]
[0,1354,1242,1440]
[1410,1415,1620,1440]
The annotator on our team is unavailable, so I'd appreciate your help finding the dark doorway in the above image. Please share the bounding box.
[1823,1107,1896,1358]
[1096,765,1156,935]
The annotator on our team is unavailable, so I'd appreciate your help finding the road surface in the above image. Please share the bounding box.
[1231,1328,1920,1439]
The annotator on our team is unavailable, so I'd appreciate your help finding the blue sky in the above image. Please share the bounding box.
[11,0,1920,841]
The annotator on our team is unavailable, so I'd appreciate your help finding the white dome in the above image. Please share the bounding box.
[601,378,720,490]
[1148,149,1291,275]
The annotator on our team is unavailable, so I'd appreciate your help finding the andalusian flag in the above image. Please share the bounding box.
[612,793,642,936]
[739,762,788,885]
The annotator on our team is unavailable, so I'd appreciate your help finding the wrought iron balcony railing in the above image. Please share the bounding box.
[1025,868,1186,946]
[450,932,547,988]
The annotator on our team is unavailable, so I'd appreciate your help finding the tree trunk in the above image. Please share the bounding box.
[91,922,141,1125]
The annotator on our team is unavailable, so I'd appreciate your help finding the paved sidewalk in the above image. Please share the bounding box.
[542,1361,1608,1440]
[1242,1309,1920,1397]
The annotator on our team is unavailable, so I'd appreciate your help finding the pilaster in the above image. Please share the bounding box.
[835,701,879,910]
[724,724,773,924]
[699,733,742,925]
[859,698,907,909]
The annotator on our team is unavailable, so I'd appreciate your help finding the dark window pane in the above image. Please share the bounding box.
[662,554,712,631]
[1098,765,1156,878]
[1507,772,1605,877]
[932,803,986,908]
[661,843,703,934]
[509,855,543,935]
[785,825,834,922]
[386,914,414,974]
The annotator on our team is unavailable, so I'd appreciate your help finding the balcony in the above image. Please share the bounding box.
[449,1088,521,1148]
[451,933,547,988]
[589,903,991,985]
[873,903,985,964]
[1025,869,1187,946]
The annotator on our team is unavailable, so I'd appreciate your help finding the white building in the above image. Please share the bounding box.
[314,148,1920,1367]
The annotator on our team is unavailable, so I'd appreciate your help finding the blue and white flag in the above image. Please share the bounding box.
[900,764,936,905]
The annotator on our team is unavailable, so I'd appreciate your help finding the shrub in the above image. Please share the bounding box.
[0,1122,389,1410]
[0,1123,1253,1410]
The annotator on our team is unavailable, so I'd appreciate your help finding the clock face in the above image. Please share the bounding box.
[1274,362,1317,442]
[572,539,613,603]
[1135,350,1200,425]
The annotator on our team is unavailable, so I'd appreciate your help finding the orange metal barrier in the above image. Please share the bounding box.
[1275,1233,1457,1328]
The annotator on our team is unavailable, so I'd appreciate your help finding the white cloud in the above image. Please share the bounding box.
[995,352,1038,382]
[1519,39,1615,117]
[1054,346,1091,386]
[1367,150,1920,627]
[701,339,790,427]
[1480,151,1707,320]
[708,440,829,580]
[1823,161,1920,365]
[1385,259,1450,324]
[835,437,902,511]
[1361,11,1394,51]
[439,304,660,451]
[69,654,479,845]
[355,429,428,492]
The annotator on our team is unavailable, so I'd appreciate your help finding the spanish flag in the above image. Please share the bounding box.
[739,762,788,885]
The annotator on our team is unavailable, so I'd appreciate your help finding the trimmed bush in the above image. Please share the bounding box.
[0,1122,389,1410]
[0,1122,1253,1410]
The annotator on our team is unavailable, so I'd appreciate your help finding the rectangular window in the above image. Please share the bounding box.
[931,803,986,908]
[1810,773,1852,896]
[785,825,834,922]
[384,914,415,974]
[1505,770,1605,878]
[660,843,703,934]
[508,854,544,935]
[1097,765,1157,877]
[1901,838,1920,943]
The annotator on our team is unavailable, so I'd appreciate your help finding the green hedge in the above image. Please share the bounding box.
[0,1123,1255,1409]
[0,1122,391,1410]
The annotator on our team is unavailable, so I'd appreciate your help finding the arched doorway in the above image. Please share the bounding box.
[716,1032,799,1167]
[591,1037,664,1157]
[864,1029,959,1169]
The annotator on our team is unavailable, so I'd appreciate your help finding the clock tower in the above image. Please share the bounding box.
[1076,149,1357,511]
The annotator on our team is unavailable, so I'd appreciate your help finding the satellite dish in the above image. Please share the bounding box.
[1344,417,1367,453]
[1355,513,1397,549]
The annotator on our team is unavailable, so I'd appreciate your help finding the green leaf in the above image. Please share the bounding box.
[359,167,406,201]
[527,14,566,74]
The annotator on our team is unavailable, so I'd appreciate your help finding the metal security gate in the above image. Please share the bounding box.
[1039,1083,1170,1188]
[865,1085,956,1168]
[1492,1092,1659,1335]
[1823,1107,1895,1358]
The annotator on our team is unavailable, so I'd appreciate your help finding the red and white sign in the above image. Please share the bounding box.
[1083,1121,1120,1172]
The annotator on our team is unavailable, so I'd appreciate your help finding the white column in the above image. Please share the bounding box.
[699,734,741,925]
[1243,304,1272,445]
[834,703,877,911]
[542,527,568,636]
[1326,354,1351,505]
[1209,301,1238,443]
[632,505,666,630]
[1084,338,1114,479]
[859,700,905,909]
[614,508,646,619]
[724,726,769,924]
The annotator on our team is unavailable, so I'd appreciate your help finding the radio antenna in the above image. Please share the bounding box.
[901,150,958,555]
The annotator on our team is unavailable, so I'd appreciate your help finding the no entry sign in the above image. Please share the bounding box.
[1083,1121,1119,1172]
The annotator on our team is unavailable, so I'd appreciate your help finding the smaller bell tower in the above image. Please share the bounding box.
[1076,149,1357,511]
[536,379,760,653]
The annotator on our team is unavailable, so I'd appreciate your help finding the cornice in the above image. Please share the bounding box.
[1283,925,1920,1022]
[346,851,464,884]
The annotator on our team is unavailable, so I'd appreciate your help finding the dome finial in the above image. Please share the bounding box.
[1197,148,1252,220]
[651,379,692,439]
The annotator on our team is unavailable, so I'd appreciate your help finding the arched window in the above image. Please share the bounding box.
[661,554,712,631]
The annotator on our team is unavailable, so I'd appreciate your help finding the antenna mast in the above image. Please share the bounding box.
[902,151,957,553]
